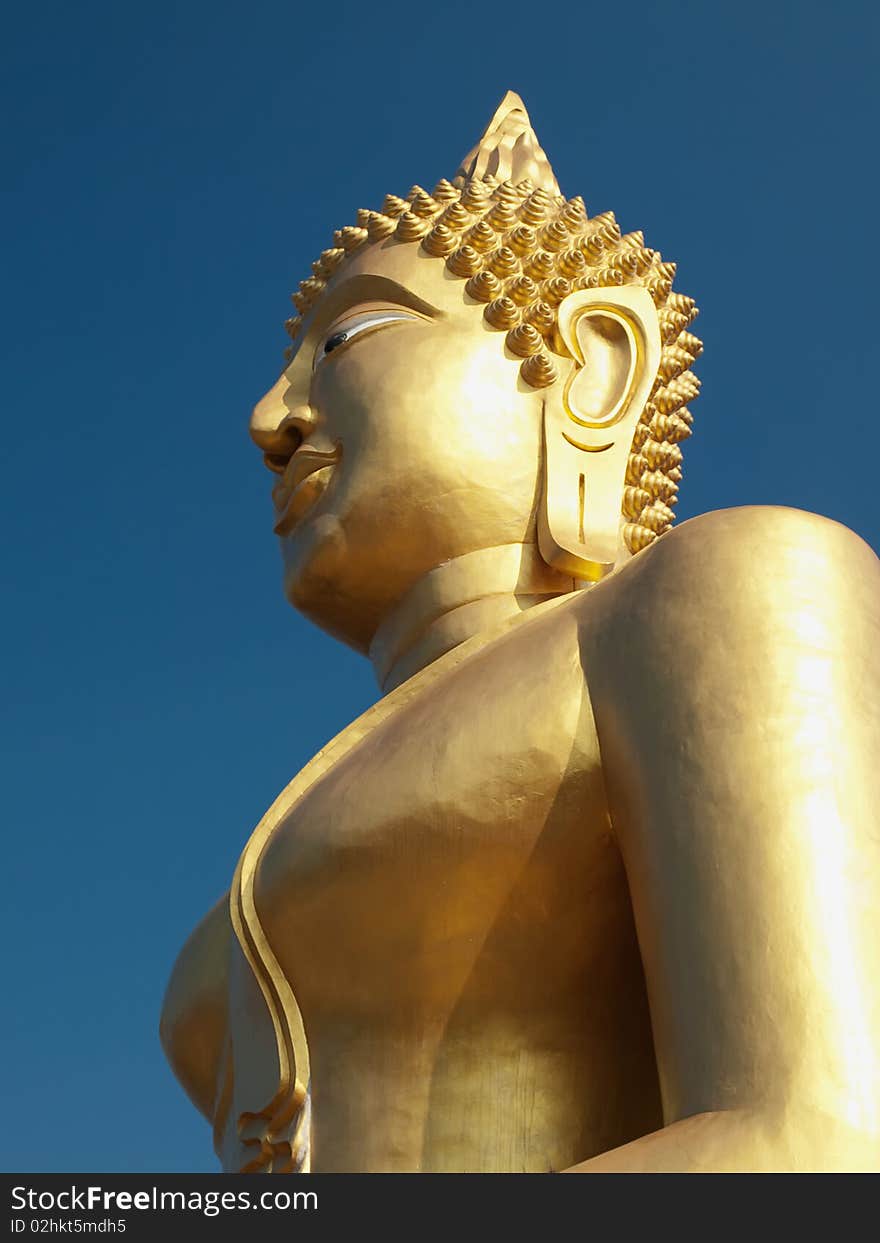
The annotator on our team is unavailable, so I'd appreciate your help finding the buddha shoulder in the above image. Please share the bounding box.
[582,504,880,648]
[575,503,880,819]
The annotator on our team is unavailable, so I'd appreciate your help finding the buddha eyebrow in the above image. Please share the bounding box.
[308,275,441,338]
[282,275,441,374]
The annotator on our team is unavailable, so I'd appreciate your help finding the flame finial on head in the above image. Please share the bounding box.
[453,91,561,196]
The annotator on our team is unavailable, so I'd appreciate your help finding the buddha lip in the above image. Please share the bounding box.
[272,447,340,535]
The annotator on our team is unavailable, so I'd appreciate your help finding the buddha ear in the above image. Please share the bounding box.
[538,286,661,580]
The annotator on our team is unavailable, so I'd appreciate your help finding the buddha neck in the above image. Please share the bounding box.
[369,543,581,693]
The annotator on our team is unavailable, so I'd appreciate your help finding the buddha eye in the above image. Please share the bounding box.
[313,309,422,370]
[323,331,349,355]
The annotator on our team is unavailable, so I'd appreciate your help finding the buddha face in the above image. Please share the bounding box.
[250,242,547,651]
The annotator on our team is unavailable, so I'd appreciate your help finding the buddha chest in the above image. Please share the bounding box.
[224,598,662,1171]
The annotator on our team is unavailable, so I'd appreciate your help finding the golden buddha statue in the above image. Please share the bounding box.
[161,92,880,1173]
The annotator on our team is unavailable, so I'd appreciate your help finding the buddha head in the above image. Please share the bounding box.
[250,92,701,653]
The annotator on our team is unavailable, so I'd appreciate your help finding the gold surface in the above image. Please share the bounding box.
[277,89,701,562]
[160,94,880,1173]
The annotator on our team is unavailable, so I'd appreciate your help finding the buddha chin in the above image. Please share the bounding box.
[280,511,364,650]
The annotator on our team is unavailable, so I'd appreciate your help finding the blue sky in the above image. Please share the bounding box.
[2,0,878,1171]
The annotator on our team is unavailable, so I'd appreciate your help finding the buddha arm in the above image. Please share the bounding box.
[160,894,232,1124]
[572,506,880,1172]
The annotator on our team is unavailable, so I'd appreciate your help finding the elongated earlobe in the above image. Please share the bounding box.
[538,286,661,580]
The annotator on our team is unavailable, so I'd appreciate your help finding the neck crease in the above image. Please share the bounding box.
[369,543,579,693]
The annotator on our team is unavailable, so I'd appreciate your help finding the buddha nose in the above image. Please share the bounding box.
[250,375,316,458]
